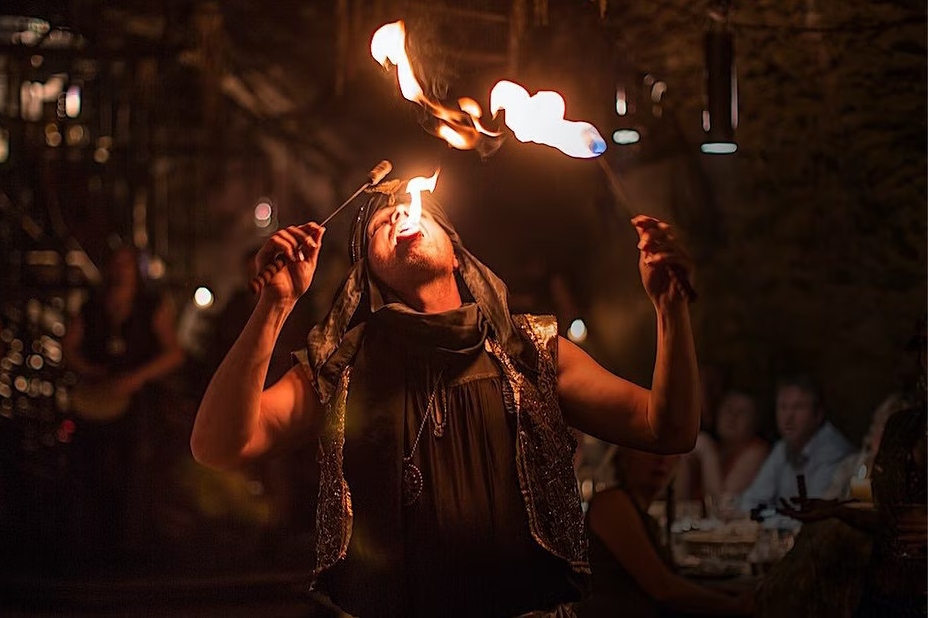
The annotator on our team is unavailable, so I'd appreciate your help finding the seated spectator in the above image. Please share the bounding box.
[675,365,729,504]
[739,374,854,517]
[824,391,907,501]
[678,391,770,512]
[775,319,927,617]
[576,447,753,617]
[715,391,770,496]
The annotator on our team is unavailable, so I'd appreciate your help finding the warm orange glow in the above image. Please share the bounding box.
[404,170,440,229]
[457,97,497,136]
[371,21,424,103]
[457,97,482,118]
[371,21,501,150]
[489,80,607,158]
[437,125,469,150]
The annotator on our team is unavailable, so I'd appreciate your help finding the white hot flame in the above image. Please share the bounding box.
[403,170,440,230]
[370,21,424,102]
[489,80,607,158]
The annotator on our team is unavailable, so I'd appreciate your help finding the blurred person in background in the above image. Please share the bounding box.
[576,446,753,617]
[206,246,261,379]
[739,374,853,517]
[776,319,927,618]
[674,365,728,506]
[62,244,185,565]
[823,392,907,501]
[677,391,770,516]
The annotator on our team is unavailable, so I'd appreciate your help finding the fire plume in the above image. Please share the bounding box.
[489,80,607,159]
[370,21,501,152]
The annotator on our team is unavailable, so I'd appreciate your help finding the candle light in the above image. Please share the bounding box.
[849,477,873,503]
[849,464,873,503]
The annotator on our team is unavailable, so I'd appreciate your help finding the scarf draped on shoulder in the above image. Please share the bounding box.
[303,181,538,403]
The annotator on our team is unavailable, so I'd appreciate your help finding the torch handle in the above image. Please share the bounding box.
[248,160,394,296]
[248,182,371,296]
[597,158,698,303]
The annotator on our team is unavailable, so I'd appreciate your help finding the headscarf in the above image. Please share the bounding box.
[302,178,539,404]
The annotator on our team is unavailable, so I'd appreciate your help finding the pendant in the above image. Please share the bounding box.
[402,458,423,507]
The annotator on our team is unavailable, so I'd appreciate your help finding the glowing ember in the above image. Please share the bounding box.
[489,80,607,158]
[371,21,501,151]
[398,170,440,236]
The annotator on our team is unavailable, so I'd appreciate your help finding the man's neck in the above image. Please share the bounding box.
[394,274,462,313]
[786,421,827,459]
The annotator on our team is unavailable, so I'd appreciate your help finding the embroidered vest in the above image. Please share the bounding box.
[312,314,589,577]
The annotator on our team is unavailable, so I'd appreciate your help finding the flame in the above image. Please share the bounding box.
[437,125,469,150]
[370,21,424,102]
[371,21,501,150]
[457,97,498,136]
[403,169,440,230]
[489,80,607,158]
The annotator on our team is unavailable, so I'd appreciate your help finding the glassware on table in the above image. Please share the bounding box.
[705,493,741,522]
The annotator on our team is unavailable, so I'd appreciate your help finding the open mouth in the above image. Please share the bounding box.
[395,222,422,242]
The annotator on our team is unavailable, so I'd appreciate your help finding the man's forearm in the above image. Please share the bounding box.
[647,301,700,453]
[191,296,293,469]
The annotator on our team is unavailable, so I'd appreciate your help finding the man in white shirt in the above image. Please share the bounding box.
[740,375,854,517]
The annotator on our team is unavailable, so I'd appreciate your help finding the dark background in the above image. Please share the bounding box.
[0,0,924,609]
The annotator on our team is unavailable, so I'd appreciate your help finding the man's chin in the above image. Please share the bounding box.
[392,247,439,274]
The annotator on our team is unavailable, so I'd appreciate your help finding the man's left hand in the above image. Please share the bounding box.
[631,215,693,308]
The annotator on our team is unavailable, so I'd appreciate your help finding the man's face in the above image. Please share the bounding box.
[775,385,824,452]
[365,203,458,294]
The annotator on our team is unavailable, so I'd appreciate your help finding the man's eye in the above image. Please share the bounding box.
[368,220,387,238]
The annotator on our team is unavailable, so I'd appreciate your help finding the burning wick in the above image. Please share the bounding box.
[397,170,440,239]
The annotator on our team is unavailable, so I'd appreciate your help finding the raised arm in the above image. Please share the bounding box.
[191,223,325,472]
[557,216,700,454]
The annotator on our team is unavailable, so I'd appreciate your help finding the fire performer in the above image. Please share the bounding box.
[191,178,700,617]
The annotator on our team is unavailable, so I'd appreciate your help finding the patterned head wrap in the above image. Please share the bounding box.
[300,178,539,403]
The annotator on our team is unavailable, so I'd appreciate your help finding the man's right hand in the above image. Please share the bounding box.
[256,223,325,305]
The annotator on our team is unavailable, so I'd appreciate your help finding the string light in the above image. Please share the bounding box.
[193,287,214,309]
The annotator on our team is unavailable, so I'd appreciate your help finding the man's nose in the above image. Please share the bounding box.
[391,205,409,224]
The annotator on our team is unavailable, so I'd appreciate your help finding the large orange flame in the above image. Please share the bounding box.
[370,21,423,103]
[371,21,500,151]
[489,80,607,159]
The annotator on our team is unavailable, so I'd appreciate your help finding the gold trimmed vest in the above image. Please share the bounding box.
[312,314,589,578]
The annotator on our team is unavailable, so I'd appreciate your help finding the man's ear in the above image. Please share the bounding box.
[453,255,459,270]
